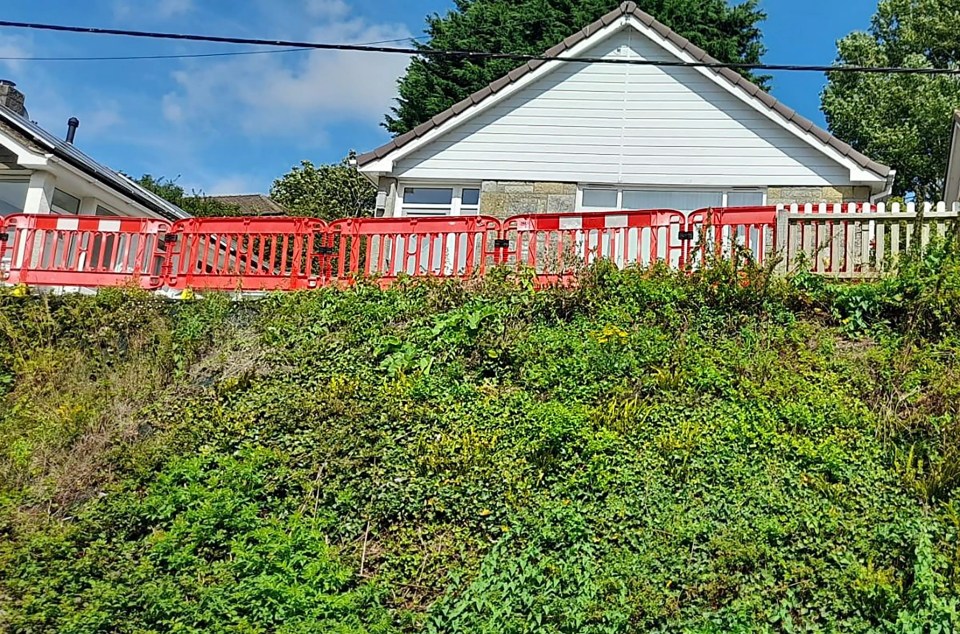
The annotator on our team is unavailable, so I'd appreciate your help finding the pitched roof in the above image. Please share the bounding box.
[358,1,890,179]
[208,194,290,216]
[0,104,189,221]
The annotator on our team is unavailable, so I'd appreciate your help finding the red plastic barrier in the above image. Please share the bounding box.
[500,209,687,281]
[163,216,332,291]
[0,206,796,292]
[327,215,502,284]
[1,214,171,288]
[691,206,778,265]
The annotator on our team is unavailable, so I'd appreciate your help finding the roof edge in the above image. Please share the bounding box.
[0,105,188,221]
[358,1,890,180]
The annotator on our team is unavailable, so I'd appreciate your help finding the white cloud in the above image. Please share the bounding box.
[161,5,411,139]
[113,0,193,21]
[0,33,33,74]
[157,0,193,19]
[306,0,349,20]
[79,102,125,136]
[161,94,185,124]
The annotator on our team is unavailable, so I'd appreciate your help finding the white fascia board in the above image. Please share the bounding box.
[0,127,50,169]
[624,14,885,184]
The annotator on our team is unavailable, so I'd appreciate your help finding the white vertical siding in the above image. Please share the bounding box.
[393,27,853,187]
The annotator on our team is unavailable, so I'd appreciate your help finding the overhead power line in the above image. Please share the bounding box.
[0,19,958,75]
[0,48,306,62]
[0,35,425,63]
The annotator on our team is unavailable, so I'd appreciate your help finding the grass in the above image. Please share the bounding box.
[1,248,960,632]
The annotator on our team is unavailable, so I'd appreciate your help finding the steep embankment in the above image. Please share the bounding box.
[1,257,959,633]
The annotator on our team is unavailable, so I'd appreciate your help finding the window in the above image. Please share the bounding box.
[726,191,766,207]
[0,178,28,216]
[622,190,723,211]
[580,187,766,212]
[52,189,81,215]
[398,185,481,216]
[582,189,618,209]
[96,205,120,217]
[461,188,480,207]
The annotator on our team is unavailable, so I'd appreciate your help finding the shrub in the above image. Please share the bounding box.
[1,259,960,631]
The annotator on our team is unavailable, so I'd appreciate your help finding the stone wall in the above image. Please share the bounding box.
[376,177,398,218]
[766,186,873,206]
[479,181,577,219]
[0,81,27,117]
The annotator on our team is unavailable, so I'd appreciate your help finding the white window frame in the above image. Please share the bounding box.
[397,183,482,217]
[576,186,767,212]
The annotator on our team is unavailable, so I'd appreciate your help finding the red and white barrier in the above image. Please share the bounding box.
[500,210,690,279]
[163,216,331,291]
[4,203,930,291]
[692,206,779,265]
[328,215,502,284]
[1,214,170,289]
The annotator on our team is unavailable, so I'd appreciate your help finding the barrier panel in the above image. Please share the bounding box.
[1,214,171,289]
[691,206,778,266]
[163,216,331,291]
[327,216,502,284]
[500,210,685,282]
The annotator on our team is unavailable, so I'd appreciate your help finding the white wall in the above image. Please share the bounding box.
[393,26,857,188]
[945,113,960,204]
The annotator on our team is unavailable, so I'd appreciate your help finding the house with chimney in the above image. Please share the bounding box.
[0,80,187,221]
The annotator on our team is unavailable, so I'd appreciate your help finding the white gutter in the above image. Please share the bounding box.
[870,169,897,204]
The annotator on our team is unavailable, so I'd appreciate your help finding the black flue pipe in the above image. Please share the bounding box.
[66,117,79,144]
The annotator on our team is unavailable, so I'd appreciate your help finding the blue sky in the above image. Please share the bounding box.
[0,0,879,196]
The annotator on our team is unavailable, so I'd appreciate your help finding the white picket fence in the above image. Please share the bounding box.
[773,202,960,278]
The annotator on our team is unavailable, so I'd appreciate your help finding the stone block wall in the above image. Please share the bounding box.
[0,81,27,117]
[479,181,577,219]
[376,177,398,218]
[766,186,873,206]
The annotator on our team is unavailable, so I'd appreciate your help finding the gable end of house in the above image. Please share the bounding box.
[358,1,892,218]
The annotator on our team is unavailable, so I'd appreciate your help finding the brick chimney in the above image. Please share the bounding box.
[0,80,27,117]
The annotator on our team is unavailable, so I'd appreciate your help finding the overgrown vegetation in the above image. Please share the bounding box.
[2,238,960,632]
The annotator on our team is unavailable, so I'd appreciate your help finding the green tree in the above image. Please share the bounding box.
[270,154,376,222]
[385,0,767,135]
[134,175,243,217]
[822,0,960,200]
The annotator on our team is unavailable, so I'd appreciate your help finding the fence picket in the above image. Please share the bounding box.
[875,221,886,271]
